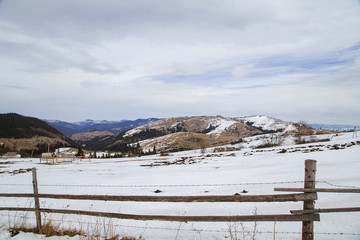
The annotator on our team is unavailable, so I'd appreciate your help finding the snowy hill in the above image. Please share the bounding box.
[121,115,334,153]
[124,116,244,137]
[120,116,262,152]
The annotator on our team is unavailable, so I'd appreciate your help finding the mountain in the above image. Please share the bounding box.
[101,115,335,153]
[45,118,161,136]
[0,113,75,157]
[1,113,338,155]
[107,116,264,153]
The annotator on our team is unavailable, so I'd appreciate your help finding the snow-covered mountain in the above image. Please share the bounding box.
[111,116,261,152]
[117,115,335,153]
[46,115,336,152]
[119,116,274,152]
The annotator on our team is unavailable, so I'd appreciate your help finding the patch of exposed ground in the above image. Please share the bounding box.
[140,153,236,167]
[0,137,66,152]
[0,168,32,175]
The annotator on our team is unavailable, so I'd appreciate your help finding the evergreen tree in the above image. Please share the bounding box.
[75,147,84,157]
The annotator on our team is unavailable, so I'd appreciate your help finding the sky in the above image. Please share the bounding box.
[0,0,360,124]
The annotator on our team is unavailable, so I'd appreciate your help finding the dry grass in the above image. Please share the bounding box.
[7,213,143,240]
[8,214,82,238]
[0,136,63,152]
[225,208,260,240]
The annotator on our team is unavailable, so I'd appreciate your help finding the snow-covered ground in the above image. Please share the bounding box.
[0,132,359,240]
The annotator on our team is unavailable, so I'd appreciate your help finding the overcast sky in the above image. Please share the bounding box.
[1,0,359,124]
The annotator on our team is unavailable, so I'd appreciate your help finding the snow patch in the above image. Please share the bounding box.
[239,115,297,132]
[205,117,238,136]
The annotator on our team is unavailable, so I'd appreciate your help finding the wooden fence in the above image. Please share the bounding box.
[0,159,359,240]
[40,156,90,164]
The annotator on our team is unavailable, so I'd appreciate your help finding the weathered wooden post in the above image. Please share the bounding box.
[32,168,42,232]
[302,160,316,240]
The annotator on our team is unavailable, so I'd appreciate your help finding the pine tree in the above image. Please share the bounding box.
[75,147,84,157]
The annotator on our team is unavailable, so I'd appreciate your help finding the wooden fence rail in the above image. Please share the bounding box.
[0,207,320,222]
[291,207,360,214]
[0,159,359,240]
[0,192,317,202]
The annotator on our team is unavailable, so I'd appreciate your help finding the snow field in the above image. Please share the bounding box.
[0,132,359,239]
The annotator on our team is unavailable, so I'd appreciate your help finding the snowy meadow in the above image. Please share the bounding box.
[0,132,359,240]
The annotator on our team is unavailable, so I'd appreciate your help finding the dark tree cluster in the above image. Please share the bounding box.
[197,124,218,134]
[243,121,281,134]
[124,128,167,143]
[0,113,63,138]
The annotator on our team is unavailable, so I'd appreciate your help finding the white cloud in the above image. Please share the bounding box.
[0,0,359,124]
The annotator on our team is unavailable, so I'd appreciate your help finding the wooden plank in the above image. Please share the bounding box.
[0,207,35,212]
[0,193,34,198]
[275,188,360,193]
[291,207,360,214]
[0,193,317,202]
[0,207,319,222]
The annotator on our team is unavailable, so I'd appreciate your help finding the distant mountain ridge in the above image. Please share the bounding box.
[44,118,161,136]
[308,123,359,132]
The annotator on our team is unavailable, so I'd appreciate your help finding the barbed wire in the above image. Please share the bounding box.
[0,180,359,189]
[0,181,306,188]
[317,181,360,189]
[1,213,359,236]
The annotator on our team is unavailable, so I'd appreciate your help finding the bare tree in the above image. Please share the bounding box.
[296,120,308,144]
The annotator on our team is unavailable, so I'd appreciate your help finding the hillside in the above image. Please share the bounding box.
[109,116,281,152]
[104,115,335,153]
[0,113,64,139]
[70,131,114,142]
[0,113,75,157]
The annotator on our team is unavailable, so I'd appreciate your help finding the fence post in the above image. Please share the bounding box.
[32,168,42,232]
[302,160,316,240]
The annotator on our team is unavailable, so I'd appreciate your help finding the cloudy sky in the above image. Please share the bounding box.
[1,0,359,124]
